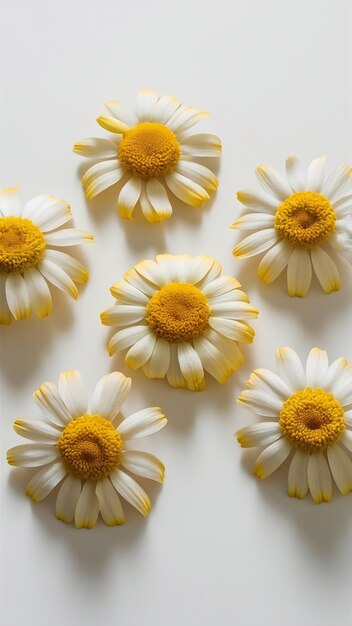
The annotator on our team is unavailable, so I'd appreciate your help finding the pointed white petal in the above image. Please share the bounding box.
[0,274,11,324]
[101,304,146,327]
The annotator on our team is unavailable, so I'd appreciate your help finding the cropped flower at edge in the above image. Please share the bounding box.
[73,89,221,223]
[236,347,352,503]
[232,156,352,296]
[101,254,258,391]
[0,187,93,323]
[7,370,167,528]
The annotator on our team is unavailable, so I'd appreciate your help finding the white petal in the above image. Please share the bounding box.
[307,453,332,503]
[34,381,73,426]
[0,186,21,216]
[231,212,275,230]
[332,193,352,218]
[275,347,306,391]
[139,188,159,223]
[104,99,137,127]
[121,450,165,483]
[177,342,205,391]
[154,94,182,124]
[236,189,278,213]
[245,368,292,400]
[180,133,222,158]
[193,335,234,383]
[44,228,93,247]
[324,357,352,406]
[136,89,159,122]
[202,276,242,298]
[0,274,11,324]
[185,255,215,284]
[118,177,142,220]
[96,478,125,526]
[164,170,209,206]
[143,338,170,379]
[306,156,326,192]
[26,461,66,502]
[236,422,283,448]
[38,258,78,299]
[24,195,72,231]
[255,164,292,200]
[125,333,157,370]
[109,469,151,516]
[23,267,52,319]
[254,438,292,478]
[257,239,292,284]
[197,259,222,286]
[323,164,352,202]
[203,327,244,371]
[167,344,187,388]
[134,259,165,285]
[110,280,148,305]
[74,481,100,529]
[209,301,258,320]
[118,407,167,440]
[146,179,172,221]
[311,246,341,294]
[82,161,124,200]
[7,443,59,467]
[176,160,218,193]
[56,474,82,524]
[58,370,87,419]
[208,317,255,343]
[285,155,306,191]
[91,372,131,422]
[107,326,150,356]
[101,304,146,327]
[43,249,88,284]
[123,266,161,296]
[73,137,119,158]
[96,115,129,134]
[341,430,352,453]
[5,273,31,320]
[287,247,312,297]
[237,388,283,417]
[13,418,59,443]
[327,444,352,495]
[167,105,209,134]
[288,449,309,498]
[233,229,278,258]
[305,347,329,388]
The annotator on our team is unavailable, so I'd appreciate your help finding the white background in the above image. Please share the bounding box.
[1,1,352,624]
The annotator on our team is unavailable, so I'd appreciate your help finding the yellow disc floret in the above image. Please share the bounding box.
[57,414,123,480]
[0,216,46,273]
[274,192,336,247]
[279,388,345,451]
[146,282,210,343]
[119,122,180,179]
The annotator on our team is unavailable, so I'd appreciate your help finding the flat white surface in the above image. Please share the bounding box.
[1,1,352,624]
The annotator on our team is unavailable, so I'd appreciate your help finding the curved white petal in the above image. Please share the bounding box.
[255,164,292,200]
[58,370,87,419]
[118,407,167,440]
[139,188,159,223]
[118,176,142,220]
[38,259,78,299]
[143,338,170,379]
[96,115,129,134]
[245,368,291,400]
[167,105,209,135]
[44,228,93,247]
[164,170,209,206]
[0,186,21,216]
[233,229,278,258]
[323,164,352,202]
[327,444,352,495]
[306,156,326,192]
[176,160,218,193]
[177,342,204,391]
[7,443,59,467]
[193,335,234,383]
[184,255,215,284]
[288,449,309,498]
[236,422,283,448]
[96,478,125,526]
[203,328,244,371]
[258,239,292,284]
[305,347,329,388]
[43,249,88,285]
[285,155,306,192]
[5,273,31,320]
[136,89,159,122]
[125,333,157,370]
[82,161,124,200]
[34,381,73,426]
[209,316,255,343]
[209,301,258,320]
[13,418,59,443]
[167,344,187,388]
[91,372,131,422]
[104,99,137,127]
[74,481,100,529]
[287,247,312,297]
[307,453,332,504]
[180,133,221,158]
[311,246,341,294]
[146,179,172,221]
[236,189,278,213]
[101,304,146,327]
[26,460,66,502]
[254,438,292,478]
[121,450,165,483]
[109,469,151,516]
[232,212,275,230]
[56,474,82,524]
[154,94,182,124]
[24,195,72,231]
[23,267,52,319]
[275,347,306,392]
[237,388,283,417]
[324,357,352,406]
[110,280,148,305]
[73,137,119,158]
[107,326,150,356]
[202,276,242,298]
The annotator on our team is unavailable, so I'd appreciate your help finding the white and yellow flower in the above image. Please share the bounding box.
[236,347,352,503]
[7,370,166,528]
[232,156,352,296]
[101,254,258,391]
[73,89,221,223]
[0,187,93,323]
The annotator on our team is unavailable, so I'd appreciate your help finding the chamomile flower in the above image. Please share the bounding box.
[73,89,221,223]
[236,347,352,503]
[101,254,258,391]
[0,187,93,323]
[7,370,167,528]
[232,156,352,296]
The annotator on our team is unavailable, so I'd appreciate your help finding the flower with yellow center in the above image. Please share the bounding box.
[232,156,352,296]
[7,370,167,528]
[236,347,352,503]
[100,254,258,391]
[73,89,221,223]
[0,187,93,323]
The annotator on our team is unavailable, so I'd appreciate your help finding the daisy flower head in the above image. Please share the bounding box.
[232,156,352,296]
[236,347,352,503]
[0,187,93,324]
[101,254,258,391]
[7,370,167,528]
[73,89,221,223]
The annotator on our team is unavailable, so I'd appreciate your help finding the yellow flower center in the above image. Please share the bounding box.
[274,192,336,247]
[279,388,345,451]
[57,414,123,480]
[0,216,46,273]
[118,122,180,179]
[146,282,210,343]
